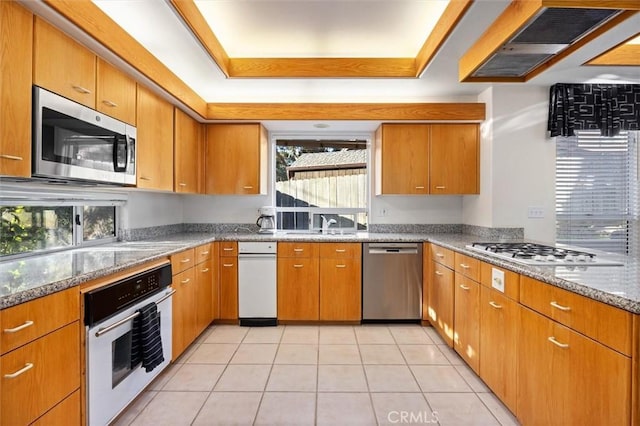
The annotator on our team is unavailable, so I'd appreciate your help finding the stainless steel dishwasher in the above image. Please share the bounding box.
[362,242,423,321]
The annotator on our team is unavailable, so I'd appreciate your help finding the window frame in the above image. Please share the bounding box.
[270,132,372,232]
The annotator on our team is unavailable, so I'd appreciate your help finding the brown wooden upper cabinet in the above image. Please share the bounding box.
[0,2,32,178]
[204,124,268,195]
[174,108,203,194]
[34,17,137,125]
[136,86,174,191]
[375,123,479,195]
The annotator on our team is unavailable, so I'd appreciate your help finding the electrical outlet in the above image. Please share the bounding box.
[527,206,545,219]
[378,208,388,217]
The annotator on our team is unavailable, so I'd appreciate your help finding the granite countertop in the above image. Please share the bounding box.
[2,231,639,314]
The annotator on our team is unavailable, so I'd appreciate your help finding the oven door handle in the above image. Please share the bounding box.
[94,289,176,338]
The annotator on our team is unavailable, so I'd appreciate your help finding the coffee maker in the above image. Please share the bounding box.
[256,206,276,233]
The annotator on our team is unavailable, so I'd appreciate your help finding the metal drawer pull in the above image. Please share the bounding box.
[201,268,210,273]
[71,85,91,94]
[0,154,23,161]
[459,263,470,269]
[181,278,191,284]
[4,320,34,333]
[435,186,446,189]
[95,290,175,337]
[180,258,191,263]
[293,264,304,268]
[459,284,470,290]
[4,363,34,379]
[223,263,234,267]
[243,186,254,189]
[223,247,234,251]
[335,249,346,253]
[336,264,346,268]
[293,248,304,252]
[550,301,571,311]
[200,251,210,255]
[415,186,425,189]
[435,253,445,258]
[489,301,502,309]
[178,183,187,187]
[139,176,151,181]
[434,271,443,276]
[548,336,569,348]
[102,99,118,107]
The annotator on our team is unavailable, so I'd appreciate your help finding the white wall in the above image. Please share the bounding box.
[463,85,557,242]
[182,194,271,224]
[122,191,185,229]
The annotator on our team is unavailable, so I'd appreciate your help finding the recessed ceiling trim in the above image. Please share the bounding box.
[586,32,640,65]
[459,0,639,82]
[206,103,486,121]
[170,0,472,79]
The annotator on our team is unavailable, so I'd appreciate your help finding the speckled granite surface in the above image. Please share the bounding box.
[2,231,639,314]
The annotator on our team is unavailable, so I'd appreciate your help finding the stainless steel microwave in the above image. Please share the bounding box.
[32,86,136,185]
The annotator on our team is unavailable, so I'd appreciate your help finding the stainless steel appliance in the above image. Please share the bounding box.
[363,242,423,321]
[466,242,623,266]
[256,206,276,234]
[84,262,173,426]
[238,242,277,326]
[32,86,136,185]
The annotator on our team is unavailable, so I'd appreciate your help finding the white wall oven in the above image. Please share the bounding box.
[84,262,173,425]
[32,86,136,185]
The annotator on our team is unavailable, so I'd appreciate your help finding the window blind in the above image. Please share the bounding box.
[556,130,639,256]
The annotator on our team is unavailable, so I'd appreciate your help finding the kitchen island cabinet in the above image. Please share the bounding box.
[136,85,174,191]
[0,2,32,178]
[205,123,268,195]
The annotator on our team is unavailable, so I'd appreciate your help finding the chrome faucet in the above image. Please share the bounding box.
[321,215,337,234]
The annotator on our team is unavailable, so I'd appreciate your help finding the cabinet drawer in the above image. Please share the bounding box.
[278,242,319,258]
[430,244,454,268]
[219,241,238,257]
[319,243,361,259]
[520,276,632,356]
[480,262,520,301]
[454,252,480,281]
[195,243,213,262]
[1,322,80,425]
[31,389,81,426]
[171,249,195,274]
[1,287,79,354]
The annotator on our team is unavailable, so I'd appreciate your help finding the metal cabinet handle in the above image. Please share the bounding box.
[0,154,23,161]
[415,186,425,189]
[180,258,191,263]
[489,301,502,309]
[4,320,34,333]
[335,249,346,253]
[200,251,210,255]
[435,186,446,189]
[139,176,151,181]
[72,85,92,94]
[178,183,187,187]
[243,186,254,189]
[293,264,304,268]
[101,99,118,107]
[293,248,304,252]
[550,301,571,312]
[201,268,210,273]
[223,248,234,251]
[548,336,569,348]
[435,253,445,258]
[336,264,346,268]
[223,263,234,267]
[4,363,34,379]
[459,284,470,291]
[434,270,443,276]
[459,263,470,269]
[181,278,191,284]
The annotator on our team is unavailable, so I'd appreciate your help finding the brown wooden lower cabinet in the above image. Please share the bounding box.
[517,306,631,425]
[319,257,361,321]
[1,322,80,425]
[453,273,479,373]
[172,267,196,360]
[195,258,214,334]
[277,257,320,321]
[427,260,454,347]
[31,389,81,426]
[219,257,238,320]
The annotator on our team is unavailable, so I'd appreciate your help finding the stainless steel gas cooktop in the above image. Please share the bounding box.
[466,242,623,266]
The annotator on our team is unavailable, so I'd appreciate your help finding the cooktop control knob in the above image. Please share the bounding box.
[577,254,587,262]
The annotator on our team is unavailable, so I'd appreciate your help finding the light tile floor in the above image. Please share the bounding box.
[113,325,520,426]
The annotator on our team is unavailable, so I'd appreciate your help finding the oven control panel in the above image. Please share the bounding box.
[84,263,172,326]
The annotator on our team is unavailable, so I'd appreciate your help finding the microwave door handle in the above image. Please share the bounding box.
[113,135,127,172]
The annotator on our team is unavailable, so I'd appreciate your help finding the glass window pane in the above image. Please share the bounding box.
[83,206,116,241]
[0,206,73,257]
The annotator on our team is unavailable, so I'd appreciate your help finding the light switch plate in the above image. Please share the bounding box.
[491,268,505,293]
[527,206,545,219]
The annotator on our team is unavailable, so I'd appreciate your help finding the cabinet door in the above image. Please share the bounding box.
[96,58,136,125]
[277,258,319,321]
[429,124,479,194]
[427,261,454,347]
[30,390,80,426]
[172,268,196,360]
[33,17,96,108]
[174,108,203,194]
[453,273,480,372]
[219,257,238,320]
[320,258,361,321]
[136,86,174,190]
[376,124,429,194]
[205,124,267,194]
[196,259,213,334]
[479,287,518,412]
[0,2,32,178]
[1,322,80,426]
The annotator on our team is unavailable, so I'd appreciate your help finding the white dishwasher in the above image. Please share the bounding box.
[238,242,277,326]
